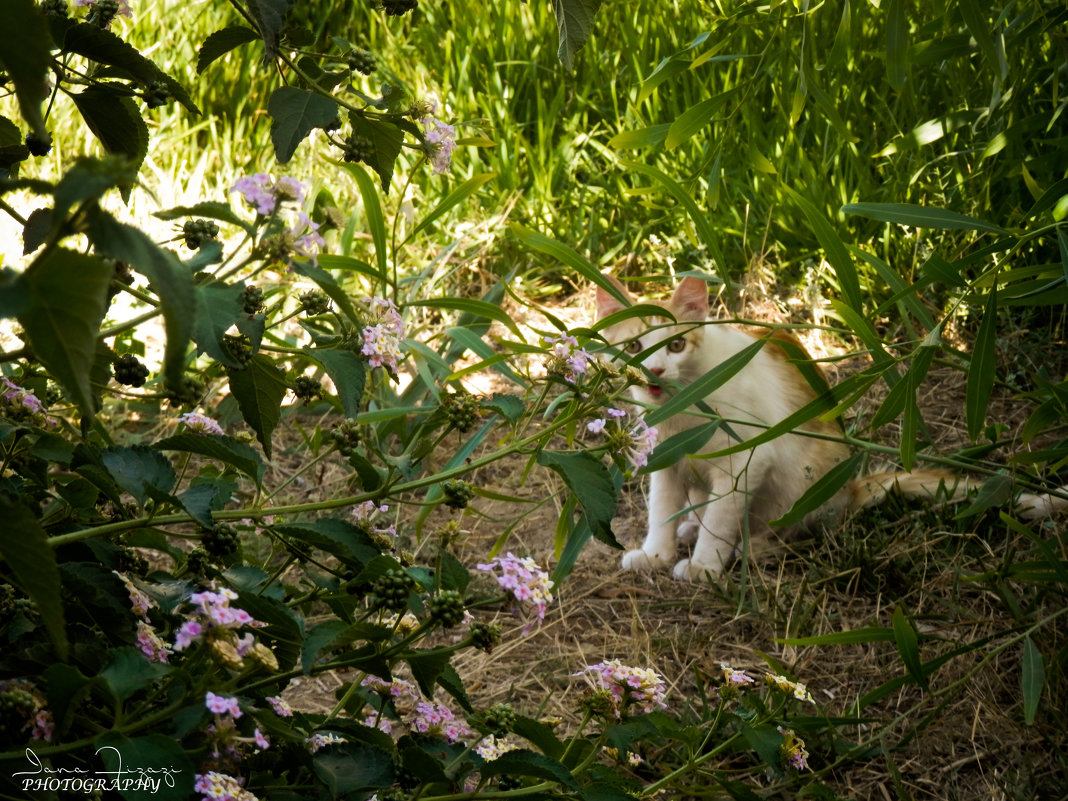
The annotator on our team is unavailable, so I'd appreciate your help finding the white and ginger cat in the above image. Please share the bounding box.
[596,275,1066,581]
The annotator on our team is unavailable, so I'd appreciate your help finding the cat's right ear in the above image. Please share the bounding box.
[595,275,631,319]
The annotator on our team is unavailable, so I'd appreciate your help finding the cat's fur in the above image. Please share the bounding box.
[596,276,1065,581]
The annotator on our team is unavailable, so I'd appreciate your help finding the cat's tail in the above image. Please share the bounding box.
[844,470,1068,521]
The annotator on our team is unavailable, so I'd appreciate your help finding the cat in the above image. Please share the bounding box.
[595,275,1065,581]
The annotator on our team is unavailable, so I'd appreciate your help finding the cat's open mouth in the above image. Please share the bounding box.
[647,384,664,397]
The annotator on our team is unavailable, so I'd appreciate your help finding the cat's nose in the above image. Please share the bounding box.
[650,367,665,376]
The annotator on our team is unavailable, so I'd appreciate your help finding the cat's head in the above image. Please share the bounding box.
[596,276,709,404]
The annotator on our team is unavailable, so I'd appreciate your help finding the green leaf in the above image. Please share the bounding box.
[740,722,783,769]
[513,714,565,759]
[771,452,863,528]
[776,626,895,646]
[885,0,909,90]
[101,445,177,506]
[623,161,727,279]
[550,0,602,70]
[0,0,52,139]
[510,224,626,305]
[71,87,149,171]
[227,354,288,458]
[644,338,765,427]
[99,646,171,701]
[177,477,234,529]
[537,451,618,547]
[245,0,293,59]
[607,124,670,150]
[93,732,195,801]
[411,173,496,237]
[306,348,366,418]
[0,494,68,660]
[154,201,256,236]
[313,742,395,798]
[193,282,246,368]
[60,22,198,112]
[892,605,928,692]
[18,248,112,418]
[340,163,388,284]
[273,519,381,567]
[480,749,578,788]
[1021,636,1044,725]
[408,297,522,339]
[842,202,1010,236]
[959,0,1005,81]
[786,187,862,313]
[197,26,261,73]
[87,214,195,390]
[666,95,726,150]
[155,433,266,486]
[408,648,452,699]
[350,114,405,191]
[302,620,350,673]
[954,474,1013,519]
[268,86,339,163]
[643,421,720,474]
[966,287,998,440]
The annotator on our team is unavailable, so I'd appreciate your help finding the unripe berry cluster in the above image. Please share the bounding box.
[183,219,219,250]
[142,80,171,109]
[299,290,331,316]
[347,49,377,75]
[329,419,362,455]
[441,479,475,510]
[426,590,465,627]
[342,134,375,164]
[293,375,322,403]
[371,569,416,613]
[202,524,239,559]
[440,388,482,433]
[113,353,150,387]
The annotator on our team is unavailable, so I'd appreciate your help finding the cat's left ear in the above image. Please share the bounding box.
[671,277,709,320]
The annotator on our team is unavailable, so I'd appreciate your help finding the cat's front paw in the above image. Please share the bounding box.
[621,549,673,573]
[672,557,724,582]
[676,520,700,546]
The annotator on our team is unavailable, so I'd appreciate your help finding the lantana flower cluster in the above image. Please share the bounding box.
[230,174,325,267]
[172,589,275,672]
[476,552,555,626]
[586,407,659,470]
[117,572,171,663]
[1,378,54,428]
[194,771,259,801]
[544,335,593,380]
[421,109,457,174]
[351,500,397,540]
[360,297,405,373]
[777,726,810,771]
[178,412,225,436]
[577,660,667,718]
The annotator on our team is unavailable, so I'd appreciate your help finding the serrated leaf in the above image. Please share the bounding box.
[268,86,339,163]
[740,722,783,770]
[484,393,525,423]
[272,518,381,567]
[513,715,564,759]
[227,354,287,458]
[155,433,266,486]
[87,213,194,391]
[480,749,578,788]
[302,620,350,673]
[0,0,52,139]
[18,248,111,418]
[550,0,603,71]
[177,477,235,529]
[99,646,171,701]
[1021,636,1044,725]
[306,348,366,418]
[408,648,452,699]
[537,450,618,546]
[313,742,394,798]
[246,0,294,60]
[197,26,261,74]
[966,287,998,440]
[154,201,256,236]
[892,605,928,692]
[0,494,68,660]
[70,87,149,179]
[350,114,404,191]
[94,732,195,801]
[193,282,246,368]
[101,445,177,506]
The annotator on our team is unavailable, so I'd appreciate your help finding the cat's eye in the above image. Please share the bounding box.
[667,337,687,353]
[624,339,643,355]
